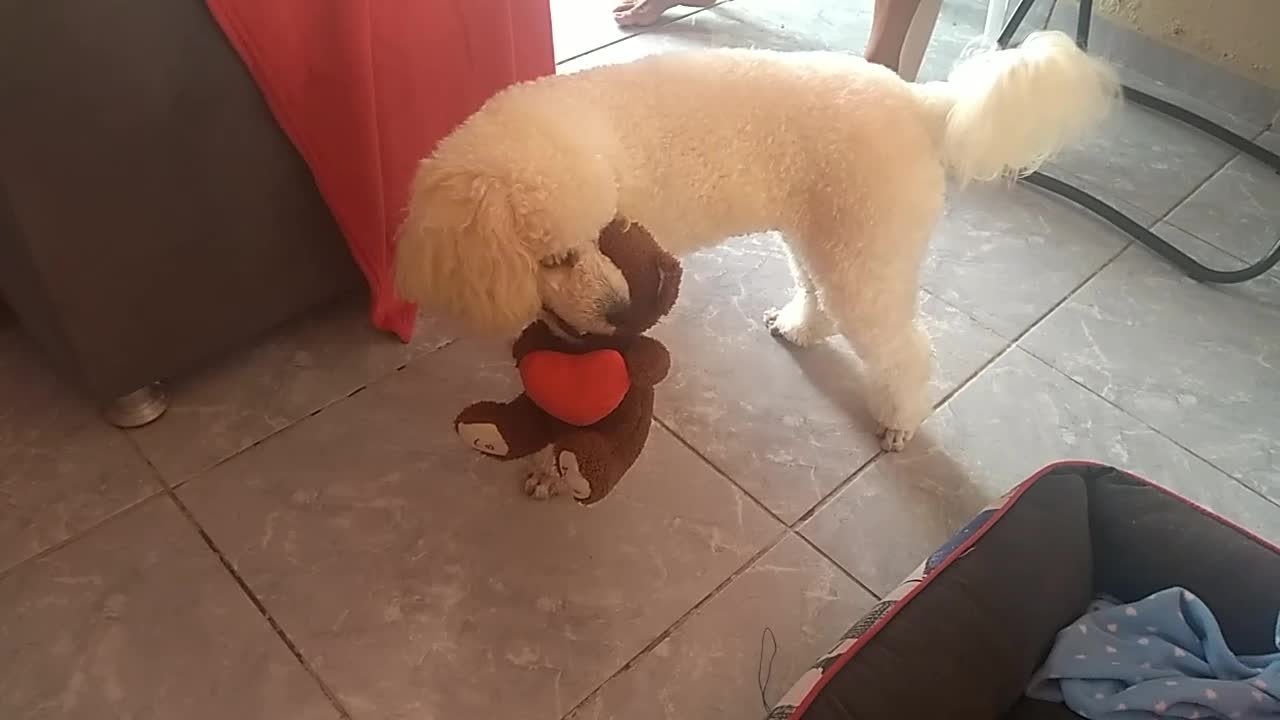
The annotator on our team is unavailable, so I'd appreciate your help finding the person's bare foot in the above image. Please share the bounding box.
[613,0,714,27]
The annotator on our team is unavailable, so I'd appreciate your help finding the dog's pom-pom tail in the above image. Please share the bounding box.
[920,30,1120,184]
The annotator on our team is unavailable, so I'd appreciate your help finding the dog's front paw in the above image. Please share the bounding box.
[876,425,915,452]
[764,299,832,347]
[457,422,510,456]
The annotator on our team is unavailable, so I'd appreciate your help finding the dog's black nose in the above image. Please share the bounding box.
[605,300,630,328]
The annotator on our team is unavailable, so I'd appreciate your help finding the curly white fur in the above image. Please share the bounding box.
[394,32,1118,450]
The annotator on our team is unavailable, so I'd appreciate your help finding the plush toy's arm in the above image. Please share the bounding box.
[622,336,671,386]
[455,394,556,460]
[512,322,560,362]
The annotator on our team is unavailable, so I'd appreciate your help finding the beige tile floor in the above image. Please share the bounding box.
[3,2,1279,718]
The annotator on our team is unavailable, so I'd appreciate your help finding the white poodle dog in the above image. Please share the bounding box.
[394,31,1117,454]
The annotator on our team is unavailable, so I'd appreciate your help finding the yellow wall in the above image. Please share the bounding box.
[1097,0,1280,89]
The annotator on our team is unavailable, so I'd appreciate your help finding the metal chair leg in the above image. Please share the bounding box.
[989,0,1280,283]
[103,383,168,428]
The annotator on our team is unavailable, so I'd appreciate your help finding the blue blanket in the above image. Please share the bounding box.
[1027,588,1280,719]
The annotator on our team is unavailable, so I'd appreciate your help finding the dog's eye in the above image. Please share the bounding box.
[540,250,578,269]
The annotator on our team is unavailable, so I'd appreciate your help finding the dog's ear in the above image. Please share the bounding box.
[394,163,541,337]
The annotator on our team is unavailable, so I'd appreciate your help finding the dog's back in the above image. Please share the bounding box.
[495,49,938,250]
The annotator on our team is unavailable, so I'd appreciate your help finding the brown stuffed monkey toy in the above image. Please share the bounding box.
[454,219,682,504]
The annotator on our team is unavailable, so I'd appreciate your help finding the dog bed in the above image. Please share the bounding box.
[769,461,1280,720]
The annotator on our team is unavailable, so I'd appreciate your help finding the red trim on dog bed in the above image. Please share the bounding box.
[787,460,1279,720]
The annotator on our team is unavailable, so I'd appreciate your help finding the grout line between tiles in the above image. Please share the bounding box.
[557,525,792,720]
[1158,126,1277,266]
[790,529,882,600]
[923,236,1134,429]
[652,414,880,590]
[788,453,882,531]
[132,338,458,493]
[1002,211,1280,512]
[557,522,887,720]
[1009,135,1280,511]
[920,285,1009,344]
[0,487,168,582]
[653,416,876,575]
[1157,219,1270,268]
[1151,126,1263,229]
[0,336,466,610]
[0,430,173,578]
[997,236,1131,348]
[895,236,1133,455]
[928,167,1157,345]
[1018,347,1280,513]
[657,408,916,602]
[160,484,356,720]
[653,417,790,526]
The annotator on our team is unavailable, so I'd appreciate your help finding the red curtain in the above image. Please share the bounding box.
[205,0,556,340]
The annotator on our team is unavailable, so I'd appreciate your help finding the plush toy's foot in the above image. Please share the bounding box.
[457,422,511,456]
[554,450,593,503]
[524,448,565,500]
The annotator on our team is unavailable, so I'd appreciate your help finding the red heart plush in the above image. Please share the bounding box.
[518,349,631,427]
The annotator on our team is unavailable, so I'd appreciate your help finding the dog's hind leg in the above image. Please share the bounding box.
[810,248,933,452]
[764,247,835,347]
[856,316,933,452]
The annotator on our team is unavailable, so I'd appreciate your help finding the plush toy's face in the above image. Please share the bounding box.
[539,219,681,339]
